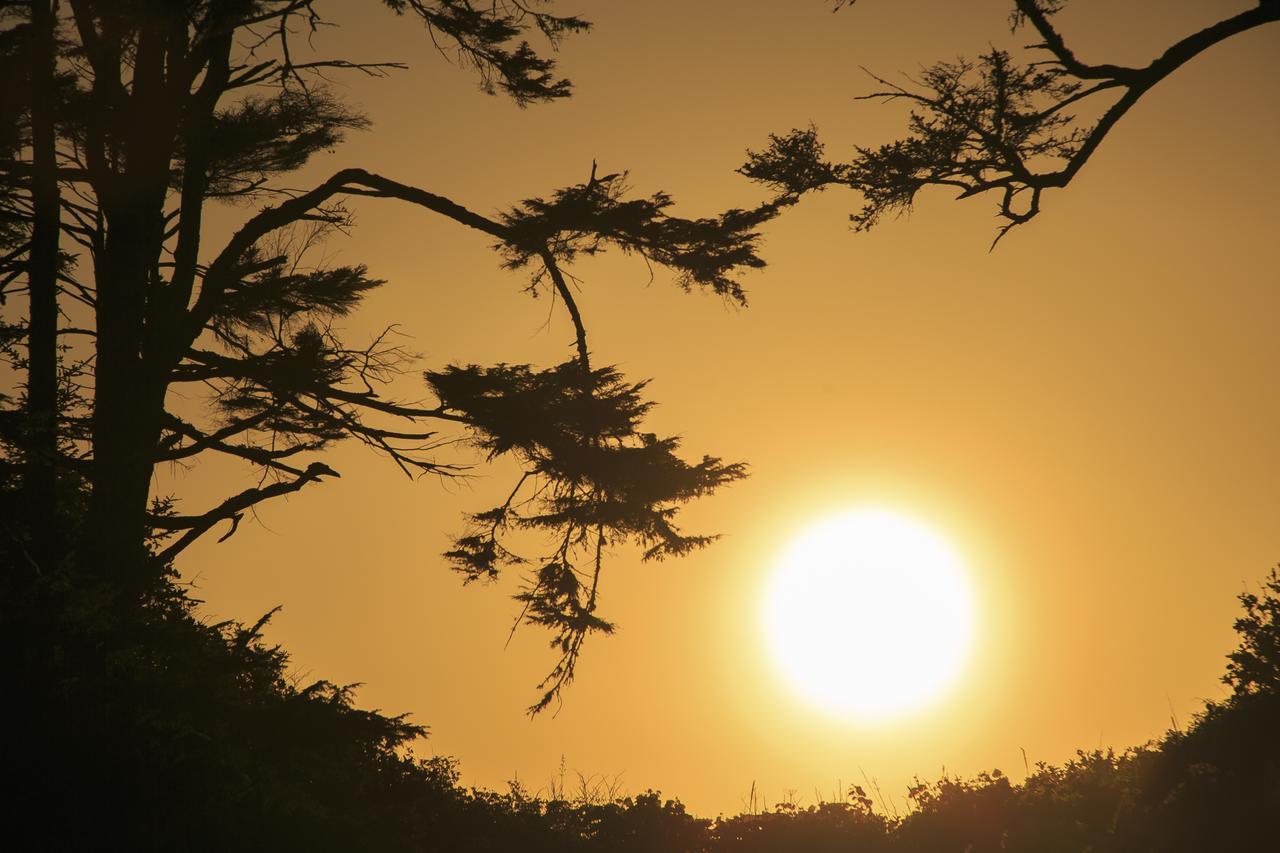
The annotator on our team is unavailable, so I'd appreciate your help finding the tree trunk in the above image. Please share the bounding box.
[25,0,62,572]
[75,17,188,595]
[82,209,165,595]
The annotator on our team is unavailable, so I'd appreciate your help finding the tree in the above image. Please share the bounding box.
[744,0,1279,244]
[1224,567,1280,697]
[0,1,799,711]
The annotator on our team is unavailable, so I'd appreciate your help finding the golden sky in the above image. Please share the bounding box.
[174,0,1280,816]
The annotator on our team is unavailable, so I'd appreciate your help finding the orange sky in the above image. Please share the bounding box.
[173,0,1280,816]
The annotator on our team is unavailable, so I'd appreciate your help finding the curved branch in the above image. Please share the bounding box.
[1044,2,1280,188]
[1013,0,1141,81]
[829,2,1280,239]
[538,247,590,371]
[151,460,340,562]
[189,169,509,355]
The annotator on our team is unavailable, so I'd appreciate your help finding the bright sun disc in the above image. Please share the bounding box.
[763,508,976,721]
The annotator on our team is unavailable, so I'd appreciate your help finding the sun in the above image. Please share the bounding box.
[762,508,976,721]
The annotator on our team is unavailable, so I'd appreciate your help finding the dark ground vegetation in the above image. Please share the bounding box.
[4,533,1278,850]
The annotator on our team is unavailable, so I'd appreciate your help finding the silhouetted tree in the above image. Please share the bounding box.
[746,0,1279,244]
[1225,567,1280,697]
[0,1,799,709]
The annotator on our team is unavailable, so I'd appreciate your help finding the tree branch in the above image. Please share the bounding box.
[151,460,340,561]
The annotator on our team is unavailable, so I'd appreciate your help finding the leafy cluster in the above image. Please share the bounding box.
[1225,568,1280,696]
[846,51,1085,235]
[739,125,845,197]
[380,0,590,105]
[210,241,385,344]
[434,360,745,712]
[196,89,370,199]
[500,169,785,306]
[177,228,439,488]
[753,0,1280,242]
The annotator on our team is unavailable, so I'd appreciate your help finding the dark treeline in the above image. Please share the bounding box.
[5,525,1278,851]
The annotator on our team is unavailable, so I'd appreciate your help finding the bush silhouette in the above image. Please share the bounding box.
[6,545,1278,850]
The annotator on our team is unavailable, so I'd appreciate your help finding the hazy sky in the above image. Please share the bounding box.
[175,0,1279,816]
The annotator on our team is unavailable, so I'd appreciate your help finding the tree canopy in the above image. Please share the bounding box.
[0,0,799,711]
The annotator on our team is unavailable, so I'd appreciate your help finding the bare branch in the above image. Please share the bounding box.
[151,460,341,561]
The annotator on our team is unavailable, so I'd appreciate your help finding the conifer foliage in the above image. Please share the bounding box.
[751,0,1280,244]
[0,1,795,706]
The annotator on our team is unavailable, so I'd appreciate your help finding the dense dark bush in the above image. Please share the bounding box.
[5,507,1278,853]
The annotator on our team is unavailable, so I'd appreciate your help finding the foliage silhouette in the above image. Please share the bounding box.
[749,0,1279,244]
[6,524,1278,849]
[433,359,746,710]
[0,1,796,710]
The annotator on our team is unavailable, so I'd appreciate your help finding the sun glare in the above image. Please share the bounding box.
[763,508,976,721]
